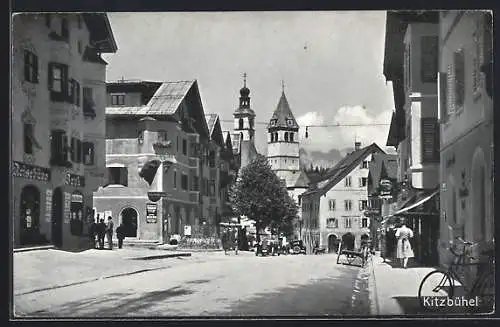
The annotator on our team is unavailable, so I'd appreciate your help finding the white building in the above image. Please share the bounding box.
[300,142,384,252]
[266,88,309,238]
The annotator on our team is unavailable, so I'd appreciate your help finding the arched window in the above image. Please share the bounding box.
[270,133,274,143]
[275,132,278,142]
[238,118,244,130]
[290,132,294,142]
[284,132,289,142]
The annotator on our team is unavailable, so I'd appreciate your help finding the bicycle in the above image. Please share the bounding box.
[418,236,495,313]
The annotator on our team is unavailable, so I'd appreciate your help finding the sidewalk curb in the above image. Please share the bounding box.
[13,245,55,253]
[368,256,381,315]
[15,265,171,297]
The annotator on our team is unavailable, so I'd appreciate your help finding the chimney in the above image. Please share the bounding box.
[355,141,361,151]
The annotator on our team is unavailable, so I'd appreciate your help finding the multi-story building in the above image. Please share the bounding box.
[93,79,214,244]
[437,11,493,266]
[267,88,310,238]
[300,142,383,253]
[11,13,117,250]
[383,11,441,266]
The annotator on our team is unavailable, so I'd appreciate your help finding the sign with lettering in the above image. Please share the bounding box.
[45,189,52,223]
[12,161,51,182]
[379,179,394,198]
[65,173,85,187]
[146,203,157,223]
[64,192,71,223]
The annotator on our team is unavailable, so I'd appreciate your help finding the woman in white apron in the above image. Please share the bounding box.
[395,219,414,269]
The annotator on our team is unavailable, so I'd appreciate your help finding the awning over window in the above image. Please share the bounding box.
[393,189,439,216]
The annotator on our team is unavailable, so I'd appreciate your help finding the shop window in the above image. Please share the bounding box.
[24,50,38,83]
[108,167,128,186]
[70,192,84,236]
[83,141,95,165]
[48,62,68,102]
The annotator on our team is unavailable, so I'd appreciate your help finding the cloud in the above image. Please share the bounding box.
[297,105,393,153]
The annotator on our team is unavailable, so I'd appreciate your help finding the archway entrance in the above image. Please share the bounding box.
[328,234,338,253]
[342,232,355,251]
[121,208,138,237]
[20,185,41,245]
[51,187,64,247]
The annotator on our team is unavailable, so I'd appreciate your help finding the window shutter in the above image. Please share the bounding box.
[70,137,77,161]
[420,36,438,83]
[76,139,82,163]
[48,63,54,91]
[421,117,439,163]
[33,54,39,83]
[438,72,448,122]
[62,134,69,162]
[447,64,455,116]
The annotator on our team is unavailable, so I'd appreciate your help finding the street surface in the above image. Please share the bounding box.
[14,251,370,317]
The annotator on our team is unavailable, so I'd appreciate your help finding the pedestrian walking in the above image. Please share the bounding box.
[89,219,98,249]
[116,223,125,249]
[221,227,230,255]
[106,216,114,250]
[232,227,239,255]
[97,218,106,249]
[395,219,414,269]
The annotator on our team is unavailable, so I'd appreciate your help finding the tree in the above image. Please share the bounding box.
[229,154,297,241]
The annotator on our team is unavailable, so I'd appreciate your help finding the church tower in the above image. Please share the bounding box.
[233,73,255,142]
[267,83,300,180]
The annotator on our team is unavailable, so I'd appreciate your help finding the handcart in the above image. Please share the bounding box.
[336,239,369,267]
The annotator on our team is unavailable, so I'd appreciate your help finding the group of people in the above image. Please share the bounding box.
[89,215,127,250]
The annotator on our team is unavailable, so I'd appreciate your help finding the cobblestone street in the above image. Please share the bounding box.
[14,250,370,317]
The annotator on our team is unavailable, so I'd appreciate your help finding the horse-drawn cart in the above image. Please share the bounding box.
[336,239,371,267]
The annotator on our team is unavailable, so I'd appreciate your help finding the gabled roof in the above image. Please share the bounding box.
[302,143,385,198]
[268,92,299,130]
[147,80,195,115]
[205,114,224,147]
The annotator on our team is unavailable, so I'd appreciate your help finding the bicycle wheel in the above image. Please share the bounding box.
[418,270,454,310]
[471,271,495,313]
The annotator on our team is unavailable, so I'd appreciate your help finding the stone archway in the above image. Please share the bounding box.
[20,185,41,246]
[342,232,355,251]
[120,207,138,237]
[328,234,339,253]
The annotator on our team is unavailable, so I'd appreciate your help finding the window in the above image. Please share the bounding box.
[181,174,188,191]
[345,217,352,228]
[70,79,81,106]
[182,139,188,155]
[361,217,368,228]
[454,49,465,111]
[82,142,95,165]
[24,50,38,83]
[70,137,78,162]
[421,117,440,163]
[359,200,368,211]
[290,132,294,142]
[361,160,368,169]
[137,130,144,144]
[345,176,352,187]
[238,118,243,129]
[76,139,82,163]
[344,200,352,211]
[50,130,69,165]
[420,36,438,83]
[111,94,125,106]
[359,177,367,187]
[83,87,96,118]
[191,176,199,191]
[327,218,338,228]
[107,167,128,186]
[48,63,68,102]
[284,132,289,142]
[49,16,69,42]
[209,150,216,168]
[23,123,35,154]
[249,117,254,129]
[287,119,293,126]
[328,199,336,211]
[270,119,277,126]
[173,171,177,188]
[158,130,167,142]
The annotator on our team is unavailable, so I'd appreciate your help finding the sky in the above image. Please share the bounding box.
[102,11,395,156]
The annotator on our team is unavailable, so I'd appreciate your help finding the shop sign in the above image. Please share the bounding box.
[146,203,157,223]
[64,192,71,223]
[12,161,51,182]
[148,191,167,202]
[45,189,53,223]
[71,193,83,203]
[65,173,85,187]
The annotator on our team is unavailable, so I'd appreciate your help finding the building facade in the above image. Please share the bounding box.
[383,11,441,266]
[267,89,310,238]
[93,79,221,243]
[437,11,494,267]
[11,13,117,250]
[300,142,383,253]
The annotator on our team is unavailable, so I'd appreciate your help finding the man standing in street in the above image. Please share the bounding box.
[116,223,125,249]
[89,218,98,249]
[106,216,114,250]
[97,218,106,249]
